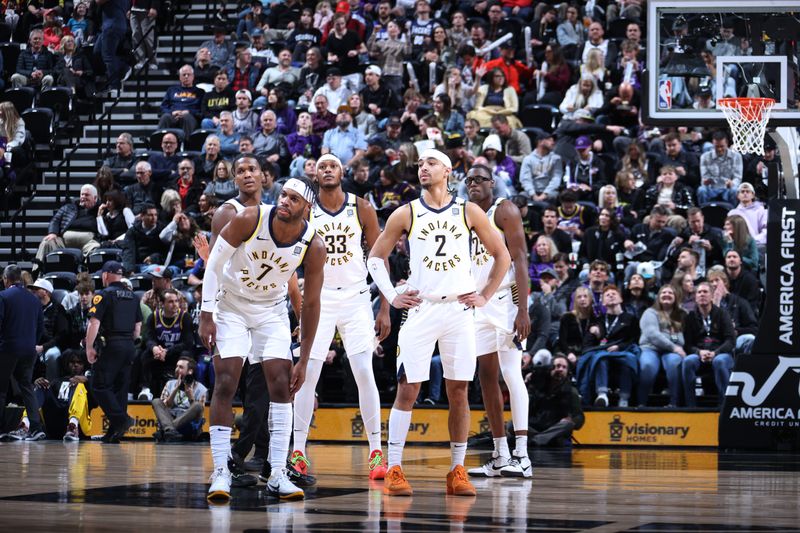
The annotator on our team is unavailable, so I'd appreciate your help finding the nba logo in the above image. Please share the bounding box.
[658,80,672,109]
[347,209,354,217]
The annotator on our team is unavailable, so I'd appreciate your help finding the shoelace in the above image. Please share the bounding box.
[369,451,384,470]
[291,452,310,468]
[452,467,469,484]
[388,468,406,484]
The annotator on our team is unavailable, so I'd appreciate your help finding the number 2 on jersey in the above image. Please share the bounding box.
[434,235,446,257]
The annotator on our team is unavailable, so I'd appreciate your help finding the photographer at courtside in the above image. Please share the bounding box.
[151,356,207,442]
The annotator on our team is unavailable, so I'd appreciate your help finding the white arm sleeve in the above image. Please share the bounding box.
[200,236,237,312]
[367,256,398,305]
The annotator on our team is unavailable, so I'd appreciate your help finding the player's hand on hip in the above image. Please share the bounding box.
[392,290,422,309]
[458,292,487,308]
[290,361,307,395]
[199,311,217,350]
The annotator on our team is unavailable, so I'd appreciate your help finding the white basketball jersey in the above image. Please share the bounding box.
[222,197,248,214]
[471,198,515,292]
[222,204,314,305]
[310,193,367,290]
[407,196,475,300]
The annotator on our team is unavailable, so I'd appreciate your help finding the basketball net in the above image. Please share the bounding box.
[718,97,775,155]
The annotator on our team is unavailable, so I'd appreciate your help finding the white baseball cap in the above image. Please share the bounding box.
[29,278,54,294]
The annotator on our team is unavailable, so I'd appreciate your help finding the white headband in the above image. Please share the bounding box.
[315,153,343,171]
[283,178,315,204]
[419,149,452,169]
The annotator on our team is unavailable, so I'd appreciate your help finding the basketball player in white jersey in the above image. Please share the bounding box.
[200,166,326,503]
[464,164,533,478]
[291,154,392,481]
[366,149,511,497]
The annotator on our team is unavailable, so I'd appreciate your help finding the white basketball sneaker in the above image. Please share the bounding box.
[501,453,533,478]
[467,453,510,477]
[266,469,305,500]
[207,467,232,503]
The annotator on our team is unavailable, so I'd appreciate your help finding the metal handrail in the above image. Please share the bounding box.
[171,5,194,71]
[54,143,81,205]
[9,189,37,258]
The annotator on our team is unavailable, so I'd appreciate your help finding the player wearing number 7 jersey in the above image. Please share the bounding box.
[367,149,511,497]
[199,160,326,504]
[290,154,392,482]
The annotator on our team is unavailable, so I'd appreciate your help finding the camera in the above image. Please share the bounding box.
[182,373,195,388]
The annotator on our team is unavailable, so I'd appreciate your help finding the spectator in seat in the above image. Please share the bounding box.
[203,159,236,201]
[482,38,534,95]
[287,8,322,63]
[578,284,639,407]
[640,165,695,219]
[580,208,627,274]
[557,189,594,242]
[491,114,531,171]
[708,269,757,356]
[659,132,700,189]
[681,282,736,407]
[321,106,367,169]
[308,67,351,115]
[519,131,563,207]
[297,47,328,107]
[139,289,194,402]
[200,25,236,69]
[0,102,28,178]
[360,65,399,122]
[325,12,367,90]
[623,205,676,279]
[65,282,94,350]
[67,2,94,46]
[29,278,69,382]
[286,112,322,160]
[310,94,338,136]
[149,132,181,183]
[33,349,94,441]
[231,89,259,136]
[534,206,573,254]
[159,211,200,276]
[727,182,767,248]
[193,47,215,85]
[598,184,637,230]
[169,158,204,213]
[140,266,187,312]
[192,194,218,231]
[432,93,464,136]
[637,284,685,407]
[97,189,135,243]
[698,130,742,206]
[197,135,223,183]
[103,133,136,179]
[121,203,167,272]
[200,69,236,131]
[529,235,557,292]
[212,112,241,159]
[559,74,603,119]
[372,163,418,220]
[267,87,297,136]
[151,355,208,442]
[672,207,724,277]
[254,49,301,107]
[260,162,284,205]
[124,161,162,216]
[12,29,55,91]
[253,110,290,173]
[581,21,617,70]
[556,5,584,60]
[722,214,758,272]
[526,353,584,447]
[468,67,522,128]
[724,249,760,317]
[342,158,372,197]
[53,34,95,97]
[565,135,607,203]
[623,272,654,318]
[36,184,100,261]
[558,285,597,367]
[366,20,410,99]
[158,65,205,140]
[226,49,259,96]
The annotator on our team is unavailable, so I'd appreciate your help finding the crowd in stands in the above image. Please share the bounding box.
[0,0,779,442]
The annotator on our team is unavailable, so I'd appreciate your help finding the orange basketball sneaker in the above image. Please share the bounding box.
[369,449,387,480]
[446,465,477,496]
[383,465,413,496]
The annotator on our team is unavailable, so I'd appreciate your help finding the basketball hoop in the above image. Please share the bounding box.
[718,97,775,155]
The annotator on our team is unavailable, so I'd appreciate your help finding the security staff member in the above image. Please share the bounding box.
[86,261,142,443]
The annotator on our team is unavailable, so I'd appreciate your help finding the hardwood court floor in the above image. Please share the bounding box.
[1,441,799,532]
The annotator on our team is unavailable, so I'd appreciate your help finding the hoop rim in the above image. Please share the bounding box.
[717,97,776,109]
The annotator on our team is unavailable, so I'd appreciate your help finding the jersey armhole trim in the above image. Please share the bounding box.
[244,205,265,244]
[408,201,415,237]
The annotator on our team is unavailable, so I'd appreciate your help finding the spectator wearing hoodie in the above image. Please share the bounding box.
[727,182,767,248]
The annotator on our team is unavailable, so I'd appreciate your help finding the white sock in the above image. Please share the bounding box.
[499,348,529,433]
[493,437,510,458]
[387,408,412,468]
[269,402,293,475]
[210,425,232,470]
[20,416,29,430]
[515,435,529,457]
[450,442,467,470]
[292,359,323,456]
[69,416,79,428]
[349,350,382,452]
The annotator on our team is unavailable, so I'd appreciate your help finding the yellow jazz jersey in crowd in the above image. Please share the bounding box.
[221,204,315,305]
[309,193,368,290]
[406,196,475,300]
[471,198,515,292]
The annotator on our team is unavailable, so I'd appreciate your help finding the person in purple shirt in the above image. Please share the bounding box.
[0,265,45,441]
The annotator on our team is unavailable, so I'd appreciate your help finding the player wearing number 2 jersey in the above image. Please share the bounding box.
[367,149,511,497]
[199,156,326,504]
